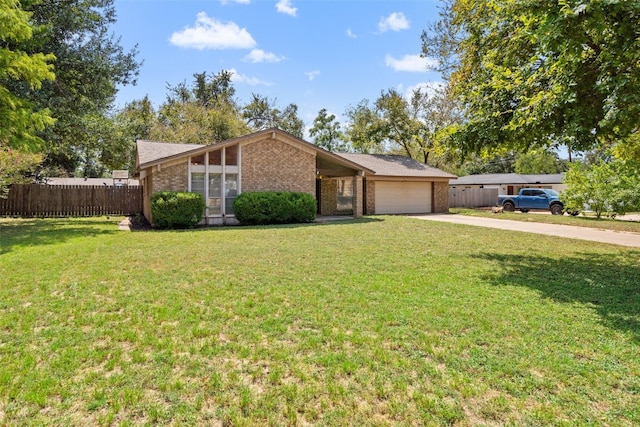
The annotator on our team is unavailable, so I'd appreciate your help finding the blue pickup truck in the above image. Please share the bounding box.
[497,188,565,215]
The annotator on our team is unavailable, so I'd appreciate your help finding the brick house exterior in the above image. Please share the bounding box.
[241,137,316,194]
[136,129,456,225]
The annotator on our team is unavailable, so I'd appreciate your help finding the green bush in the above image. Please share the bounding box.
[562,160,640,219]
[150,191,205,229]
[233,191,316,225]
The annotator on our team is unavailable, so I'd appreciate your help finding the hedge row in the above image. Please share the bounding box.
[233,191,316,225]
[150,191,205,229]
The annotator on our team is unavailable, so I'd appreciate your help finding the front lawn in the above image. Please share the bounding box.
[1,216,638,426]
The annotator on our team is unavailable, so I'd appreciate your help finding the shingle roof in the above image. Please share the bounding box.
[137,140,205,168]
[135,130,373,174]
[449,173,565,186]
[135,133,455,179]
[336,153,457,178]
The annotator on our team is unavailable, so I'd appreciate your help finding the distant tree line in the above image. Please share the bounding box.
[2,0,638,216]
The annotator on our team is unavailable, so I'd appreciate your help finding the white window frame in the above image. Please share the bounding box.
[189,145,241,218]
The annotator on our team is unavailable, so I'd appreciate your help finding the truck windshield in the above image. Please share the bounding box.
[547,189,559,197]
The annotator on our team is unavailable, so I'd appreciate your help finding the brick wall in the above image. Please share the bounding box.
[241,138,316,194]
[319,178,338,215]
[151,161,189,192]
[433,181,450,213]
[354,176,363,217]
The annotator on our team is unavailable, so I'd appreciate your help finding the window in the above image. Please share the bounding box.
[224,174,238,215]
[191,154,205,165]
[208,174,222,215]
[208,150,221,166]
[191,172,205,199]
[189,145,241,217]
[225,145,238,166]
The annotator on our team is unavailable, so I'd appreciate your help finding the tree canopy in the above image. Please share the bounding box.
[0,0,55,151]
[562,158,640,218]
[309,108,346,152]
[149,71,249,145]
[422,0,640,157]
[1,0,55,195]
[242,94,304,138]
[15,0,140,175]
[342,86,461,168]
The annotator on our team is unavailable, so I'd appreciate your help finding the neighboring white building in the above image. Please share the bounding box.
[449,173,566,196]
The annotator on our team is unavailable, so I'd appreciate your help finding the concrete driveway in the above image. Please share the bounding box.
[411,214,640,248]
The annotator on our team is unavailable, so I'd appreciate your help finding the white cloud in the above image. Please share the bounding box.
[305,70,320,81]
[169,12,256,50]
[276,0,297,17]
[229,68,273,86]
[378,12,410,32]
[220,0,250,4]
[385,54,437,72]
[244,49,284,63]
[346,29,357,39]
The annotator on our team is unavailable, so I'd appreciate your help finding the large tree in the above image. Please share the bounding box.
[1,0,55,194]
[343,87,461,167]
[408,84,462,166]
[150,71,249,144]
[374,89,422,159]
[344,100,385,154]
[14,0,140,175]
[115,95,155,143]
[309,108,346,152]
[422,0,640,156]
[242,94,304,138]
[0,0,55,150]
[514,149,566,174]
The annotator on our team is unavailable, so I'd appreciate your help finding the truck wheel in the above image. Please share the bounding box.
[520,209,529,213]
[550,204,563,215]
[503,202,515,212]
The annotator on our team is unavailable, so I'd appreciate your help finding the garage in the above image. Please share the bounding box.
[375,180,432,214]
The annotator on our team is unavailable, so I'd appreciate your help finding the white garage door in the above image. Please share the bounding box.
[375,181,432,214]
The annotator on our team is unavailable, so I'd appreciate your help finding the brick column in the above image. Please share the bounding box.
[354,175,363,217]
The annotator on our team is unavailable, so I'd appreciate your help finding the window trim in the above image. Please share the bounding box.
[189,145,241,217]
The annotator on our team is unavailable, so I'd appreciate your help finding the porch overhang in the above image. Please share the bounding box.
[315,152,370,218]
[315,151,371,177]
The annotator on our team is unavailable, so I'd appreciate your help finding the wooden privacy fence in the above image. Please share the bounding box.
[0,184,143,217]
[449,187,499,208]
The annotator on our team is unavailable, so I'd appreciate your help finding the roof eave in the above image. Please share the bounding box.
[136,129,375,175]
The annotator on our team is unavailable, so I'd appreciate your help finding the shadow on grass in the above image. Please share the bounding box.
[475,251,640,341]
[136,216,384,233]
[0,218,117,255]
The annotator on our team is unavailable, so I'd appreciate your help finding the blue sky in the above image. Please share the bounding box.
[112,0,442,131]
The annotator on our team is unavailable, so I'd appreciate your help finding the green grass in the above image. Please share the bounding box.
[451,207,640,233]
[1,216,639,426]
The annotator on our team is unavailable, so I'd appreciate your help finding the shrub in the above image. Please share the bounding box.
[233,192,316,225]
[562,160,640,219]
[150,191,205,229]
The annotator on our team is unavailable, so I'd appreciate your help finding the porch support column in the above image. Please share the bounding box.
[354,175,363,218]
